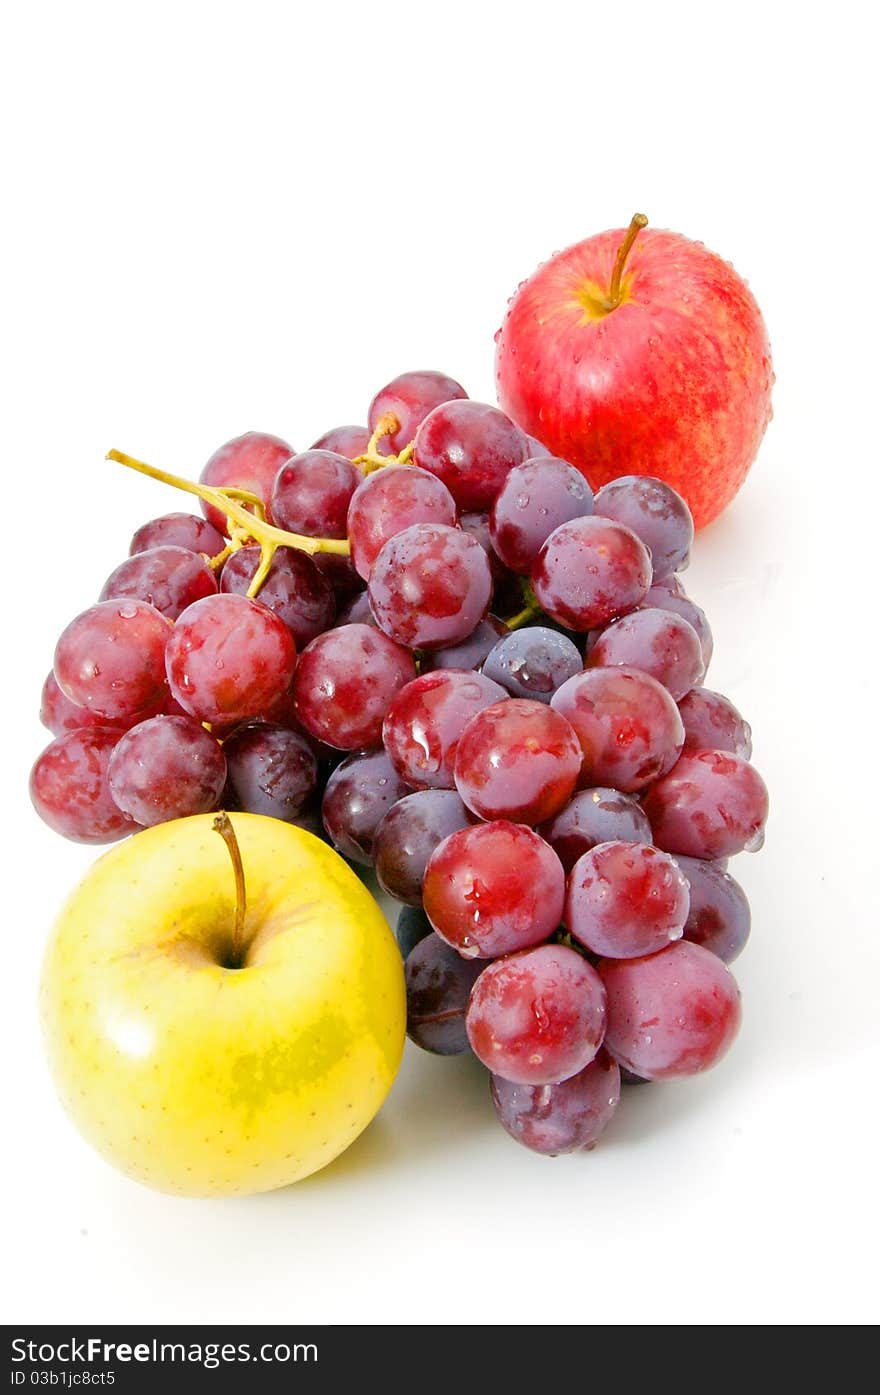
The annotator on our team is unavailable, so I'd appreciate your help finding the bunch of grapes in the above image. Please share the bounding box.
[31,368,768,1156]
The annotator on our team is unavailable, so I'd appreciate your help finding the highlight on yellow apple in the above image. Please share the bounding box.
[40,812,406,1197]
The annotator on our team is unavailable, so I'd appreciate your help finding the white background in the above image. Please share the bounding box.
[2,0,878,1326]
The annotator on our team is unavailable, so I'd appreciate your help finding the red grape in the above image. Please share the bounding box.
[382,669,508,789]
[413,400,527,511]
[311,424,389,458]
[166,593,297,726]
[551,667,684,793]
[482,626,582,703]
[423,820,564,958]
[368,523,493,651]
[271,450,360,539]
[532,515,651,632]
[419,616,509,673]
[369,370,468,454]
[223,722,318,821]
[40,672,148,737]
[312,551,365,606]
[642,748,769,859]
[54,599,172,719]
[593,475,693,579]
[458,511,523,614]
[565,841,689,958]
[129,512,226,557]
[107,715,226,826]
[347,465,457,579]
[600,941,742,1080]
[220,544,335,647]
[100,545,218,621]
[373,789,472,905]
[200,431,293,533]
[675,855,751,964]
[643,582,713,669]
[293,623,416,750]
[405,933,483,1056]
[453,698,581,824]
[30,729,133,843]
[490,1049,620,1154]
[490,457,593,573]
[679,687,752,759]
[539,788,652,873]
[466,944,607,1085]
[321,750,410,864]
[587,607,705,700]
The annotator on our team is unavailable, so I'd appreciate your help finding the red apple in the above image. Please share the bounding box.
[495,216,773,528]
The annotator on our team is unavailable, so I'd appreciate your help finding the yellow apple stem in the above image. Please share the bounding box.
[213,813,247,968]
[607,212,648,308]
[352,412,416,476]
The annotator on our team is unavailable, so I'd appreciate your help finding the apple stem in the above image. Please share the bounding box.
[352,413,416,476]
[213,812,247,968]
[607,213,648,308]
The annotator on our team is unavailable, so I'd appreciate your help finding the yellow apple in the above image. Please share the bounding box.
[40,812,405,1197]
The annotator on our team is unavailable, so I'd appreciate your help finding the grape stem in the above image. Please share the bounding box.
[213,812,247,969]
[352,412,415,475]
[607,213,648,309]
[505,578,543,631]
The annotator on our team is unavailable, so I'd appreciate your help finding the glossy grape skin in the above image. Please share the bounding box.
[270,450,360,539]
[413,399,528,511]
[200,431,294,533]
[346,465,457,579]
[311,424,389,459]
[100,545,218,621]
[40,671,152,738]
[490,1049,621,1154]
[539,788,652,874]
[679,688,753,759]
[373,789,472,906]
[336,591,377,627]
[565,841,689,959]
[312,551,365,607]
[643,583,713,670]
[422,820,564,959]
[368,370,468,454]
[107,715,226,826]
[321,750,410,864]
[532,515,652,632]
[420,616,509,673]
[368,523,493,651]
[166,593,297,726]
[395,905,434,960]
[674,855,751,964]
[293,623,416,751]
[404,934,483,1055]
[220,544,335,647]
[30,729,134,843]
[466,944,607,1085]
[587,607,705,701]
[490,457,594,573]
[482,626,582,703]
[599,941,742,1080]
[382,669,508,789]
[54,600,173,720]
[642,749,770,859]
[223,722,318,821]
[593,475,694,579]
[129,512,226,558]
[453,698,582,825]
[551,667,684,793]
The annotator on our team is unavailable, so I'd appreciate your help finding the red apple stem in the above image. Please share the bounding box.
[213,812,247,968]
[608,213,648,308]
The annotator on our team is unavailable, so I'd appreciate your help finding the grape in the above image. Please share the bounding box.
[490,1050,620,1154]
[220,544,335,647]
[223,722,318,821]
[458,511,523,614]
[336,591,377,627]
[382,669,508,789]
[346,466,457,580]
[539,788,652,873]
[679,687,752,759]
[490,457,593,573]
[643,583,713,669]
[396,905,434,960]
[107,715,226,826]
[368,523,493,651]
[200,431,293,533]
[311,424,389,459]
[30,729,133,843]
[373,789,472,905]
[586,607,705,700]
[100,545,218,621]
[405,934,483,1055]
[166,593,297,726]
[129,512,226,557]
[321,750,410,864]
[419,616,509,673]
[423,820,564,958]
[466,944,606,1085]
[293,623,416,750]
[482,626,582,703]
[54,599,172,720]
[642,748,769,859]
[312,551,365,606]
[593,475,693,579]
[532,516,651,631]
[565,841,689,958]
[674,855,751,964]
[413,400,527,511]
[599,941,742,1080]
[551,667,684,793]
[40,671,149,738]
[270,450,360,539]
[453,698,581,824]
[368,370,468,454]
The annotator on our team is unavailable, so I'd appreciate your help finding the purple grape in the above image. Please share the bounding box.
[539,788,652,873]
[593,475,693,579]
[482,626,582,703]
[223,722,318,821]
[271,450,360,538]
[220,544,335,647]
[321,750,410,864]
[490,457,593,573]
[679,688,752,759]
[405,933,483,1055]
[413,399,527,511]
[395,905,434,959]
[490,1050,621,1154]
[587,607,705,700]
[373,789,473,905]
[129,512,226,558]
[674,855,751,963]
[419,616,509,673]
[532,515,651,632]
[643,583,713,669]
[369,371,468,454]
